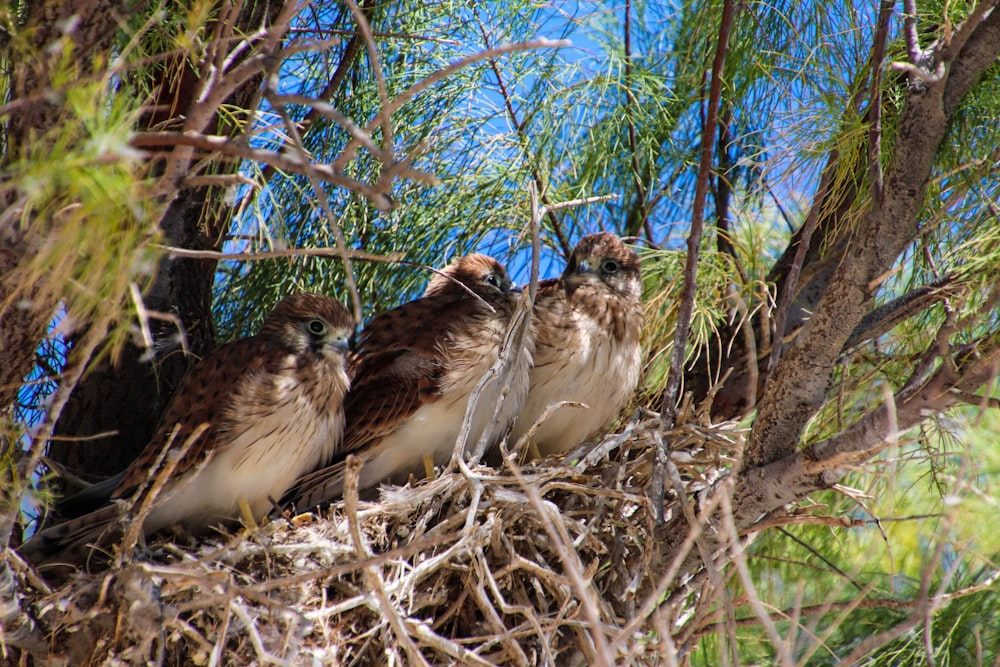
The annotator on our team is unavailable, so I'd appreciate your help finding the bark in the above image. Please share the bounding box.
[685,108,865,420]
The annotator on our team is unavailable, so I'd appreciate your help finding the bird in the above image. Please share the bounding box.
[281,254,532,511]
[509,232,643,458]
[20,292,354,572]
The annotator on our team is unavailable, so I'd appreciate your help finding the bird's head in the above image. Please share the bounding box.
[562,232,642,300]
[423,253,518,304]
[262,293,355,358]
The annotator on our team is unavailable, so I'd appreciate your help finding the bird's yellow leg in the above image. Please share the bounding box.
[422,454,436,480]
[238,497,259,530]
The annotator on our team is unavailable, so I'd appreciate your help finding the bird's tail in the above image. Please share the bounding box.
[278,461,347,516]
[18,504,124,577]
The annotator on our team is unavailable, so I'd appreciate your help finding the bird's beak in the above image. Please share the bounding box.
[507,283,523,295]
[576,259,595,275]
[327,335,350,354]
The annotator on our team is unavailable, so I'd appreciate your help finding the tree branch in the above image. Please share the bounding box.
[742,6,1000,470]
[653,0,736,520]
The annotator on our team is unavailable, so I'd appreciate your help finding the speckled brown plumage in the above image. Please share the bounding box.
[21,293,354,573]
[511,232,643,456]
[283,254,533,511]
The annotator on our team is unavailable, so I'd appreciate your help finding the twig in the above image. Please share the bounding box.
[344,0,394,163]
[503,453,615,666]
[622,0,650,239]
[613,480,730,644]
[155,244,405,264]
[334,35,570,172]
[119,423,210,562]
[267,89,365,324]
[720,493,794,667]
[344,455,431,667]
[131,131,395,210]
[472,15,574,256]
[539,193,619,217]
[661,429,740,666]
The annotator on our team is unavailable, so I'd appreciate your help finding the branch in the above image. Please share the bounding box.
[155,244,405,264]
[942,0,1000,114]
[743,3,1000,470]
[654,0,736,519]
[734,339,1000,532]
[131,131,396,210]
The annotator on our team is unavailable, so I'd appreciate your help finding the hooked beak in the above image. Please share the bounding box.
[326,335,350,354]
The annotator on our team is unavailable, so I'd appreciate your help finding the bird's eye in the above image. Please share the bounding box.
[307,319,328,336]
[602,259,620,274]
[484,273,501,288]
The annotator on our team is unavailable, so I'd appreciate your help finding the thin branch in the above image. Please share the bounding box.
[473,15,574,256]
[867,1,894,202]
[502,453,614,666]
[236,8,374,215]
[154,244,405,264]
[267,89,365,324]
[721,493,794,667]
[622,0,650,239]
[344,0,394,162]
[132,131,395,209]
[286,26,462,46]
[690,570,1000,638]
[903,0,921,62]
[333,36,570,173]
[654,0,736,521]
[343,455,431,667]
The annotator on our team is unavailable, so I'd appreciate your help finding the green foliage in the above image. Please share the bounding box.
[706,410,1000,666]
[3,78,157,362]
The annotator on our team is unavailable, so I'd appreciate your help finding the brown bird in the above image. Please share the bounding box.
[282,254,532,511]
[510,232,642,457]
[21,293,354,571]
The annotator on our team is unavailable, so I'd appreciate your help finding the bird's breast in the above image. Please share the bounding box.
[145,364,347,533]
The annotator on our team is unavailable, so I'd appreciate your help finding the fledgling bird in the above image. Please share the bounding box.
[510,232,643,457]
[282,254,532,511]
[21,292,354,572]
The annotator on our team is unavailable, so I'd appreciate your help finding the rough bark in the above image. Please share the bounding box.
[742,4,1000,471]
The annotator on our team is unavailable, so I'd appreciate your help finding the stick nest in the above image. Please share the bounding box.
[14,410,742,666]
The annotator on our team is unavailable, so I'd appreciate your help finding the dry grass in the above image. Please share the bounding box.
[13,409,742,666]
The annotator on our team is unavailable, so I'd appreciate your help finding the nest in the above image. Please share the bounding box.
[12,410,742,666]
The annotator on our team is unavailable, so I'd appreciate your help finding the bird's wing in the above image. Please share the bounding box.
[112,337,279,498]
[336,295,456,456]
[56,470,126,518]
[279,458,349,512]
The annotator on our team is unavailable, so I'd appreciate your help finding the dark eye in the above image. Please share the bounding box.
[484,273,501,288]
[307,319,327,336]
[602,259,620,274]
